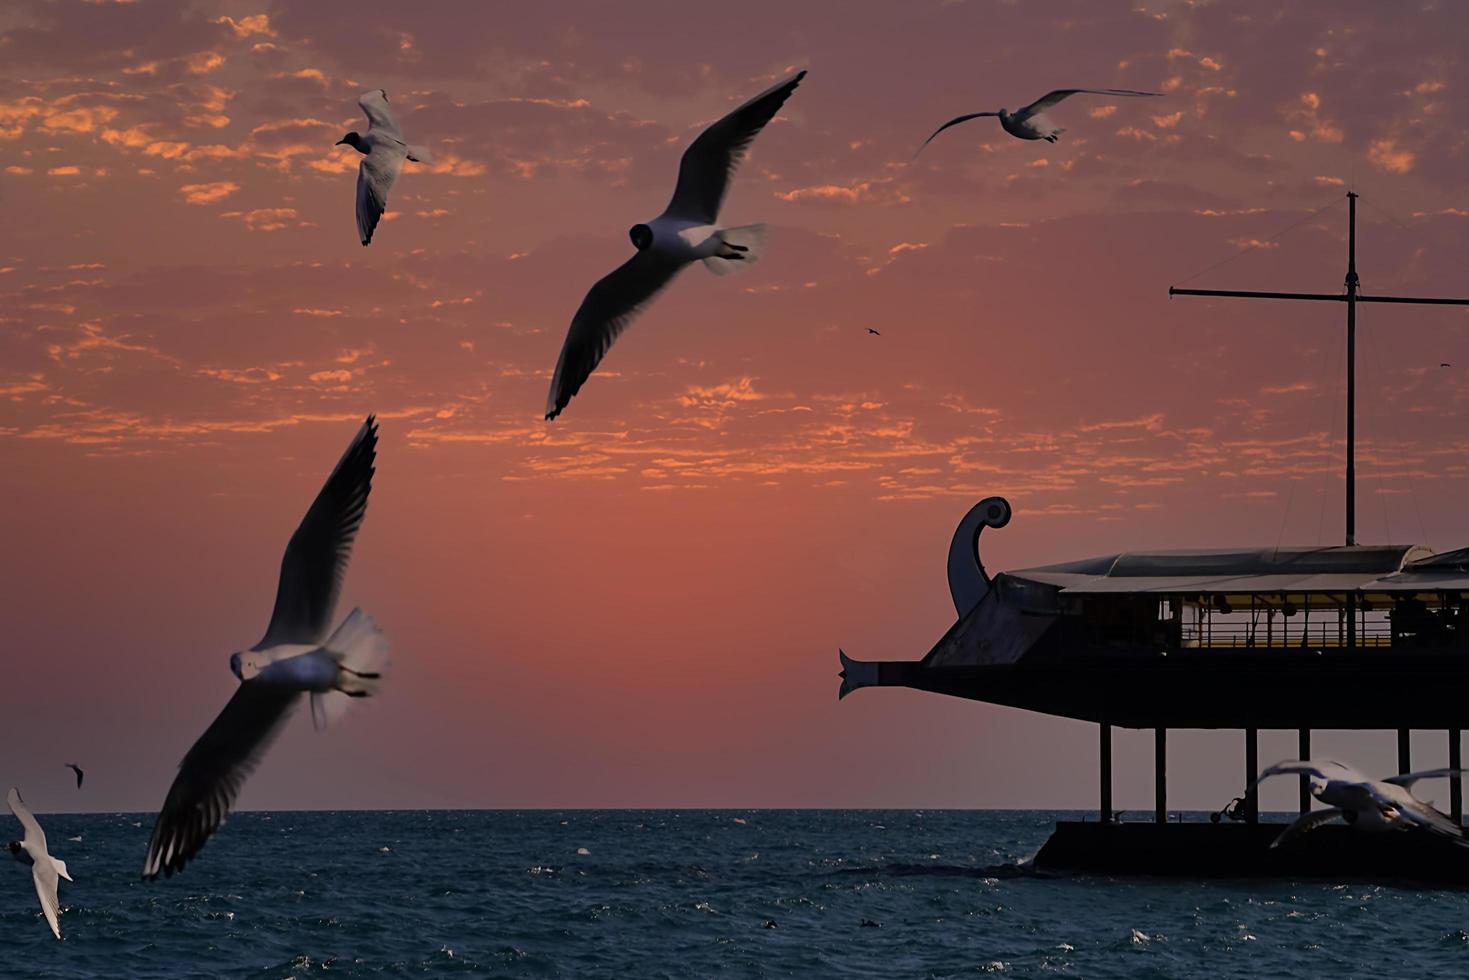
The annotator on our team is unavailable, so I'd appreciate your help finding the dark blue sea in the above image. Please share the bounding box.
[5,809,1469,978]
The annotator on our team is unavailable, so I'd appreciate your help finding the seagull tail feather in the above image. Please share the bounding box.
[324,608,390,696]
[405,144,433,165]
[704,223,767,277]
[311,609,390,730]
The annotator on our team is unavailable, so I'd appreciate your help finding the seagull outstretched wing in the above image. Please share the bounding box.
[1395,795,1469,844]
[142,683,299,879]
[7,788,45,852]
[1382,767,1468,790]
[914,112,998,156]
[355,145,404,246]
[545,252,683,420]
[257,416,377,649]
[1269,807,1346,849]
[1253,758,1360,788]
[1369,778,1469,845]
[1015,88,1161,122]
[31,859,62,939]
[664,70,806,225]
[358,89,403,144]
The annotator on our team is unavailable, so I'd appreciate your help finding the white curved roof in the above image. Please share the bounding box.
[1006,544,1468,594]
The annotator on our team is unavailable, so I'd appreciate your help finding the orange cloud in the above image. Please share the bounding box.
[1367,138,1415,174]
[1286,92,1343,143]
[100,126,153,149]
[217,13,275,38]
[426,153,487,178]
[186,51,226,75]
[43,104,120,134]
[177,181,239,205]
[144,141,190,159]
[775,179,909,207]
[219,207,302,231]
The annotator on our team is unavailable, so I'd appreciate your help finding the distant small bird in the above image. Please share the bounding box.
[64,764,82,789]
[336,90,432,246]
[1254,759,1469,848]
[762,919,779,929]
[142,417,390,879]
[6,788,71,940]
[1442,362,1452,368]
[545,70,807,420]
[867,328,881,336]
[916,88,1162,152]
[860,918,881,928]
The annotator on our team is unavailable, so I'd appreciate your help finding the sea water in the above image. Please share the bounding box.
[3,809,1469,978]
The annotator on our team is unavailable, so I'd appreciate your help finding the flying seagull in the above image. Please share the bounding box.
[1253,759,1469,849]
[867,328,881,336]
[916,88,1162,152]
[64,764,82,790]
[142,416,390,880]
[7,788,71,940]
[544,70,807,420]
[1442,362,1452,368]
[336,90,432,246]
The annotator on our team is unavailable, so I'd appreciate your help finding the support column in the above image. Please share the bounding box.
[1099,723,1112,823]
[1155,727,1167,824]
[1298,729,1312,814]
[1244,728,1259,823]
[1452,729,1462,825]
[1398,728,1411,774]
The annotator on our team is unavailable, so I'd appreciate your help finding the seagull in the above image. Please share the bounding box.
[142,416,390,879]
[64,764,82,790]
[544,70,807,420]
[7,788,71,940]
[916,88,1162,152]
[336,90,432,246]
[1442,362,1452,368]
[1253,759,1469,848]
[867,328,881,336]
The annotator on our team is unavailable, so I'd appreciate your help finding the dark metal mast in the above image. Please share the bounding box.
[1345,191,1357,545]
[1170,193,1469,648]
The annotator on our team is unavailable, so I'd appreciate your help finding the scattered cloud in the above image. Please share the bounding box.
[1367,138,1415,174]
[219,207,305,231]
[177,180,239,204]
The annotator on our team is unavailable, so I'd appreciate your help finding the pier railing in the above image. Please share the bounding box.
[1179,617,1394,649]
[1174,599,1460,650]
[1085,595,1464,650]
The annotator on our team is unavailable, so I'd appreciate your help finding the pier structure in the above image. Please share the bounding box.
[840,195,1469,880]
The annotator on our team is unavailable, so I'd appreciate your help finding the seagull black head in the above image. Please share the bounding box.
[230,650,266,681]
[629,223,653,251]
[336,132,368,154]
[6,841,19,856]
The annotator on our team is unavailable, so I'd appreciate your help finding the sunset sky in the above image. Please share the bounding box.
[4,0,1469,815]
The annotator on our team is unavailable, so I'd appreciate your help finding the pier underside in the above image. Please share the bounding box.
[888,652,1469,730]
[1035,821,1469,884]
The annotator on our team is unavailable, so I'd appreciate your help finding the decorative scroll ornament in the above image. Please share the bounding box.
[946,496,1012,616]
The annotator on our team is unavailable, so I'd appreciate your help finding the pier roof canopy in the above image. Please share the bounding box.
[1007,544,1469,595]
